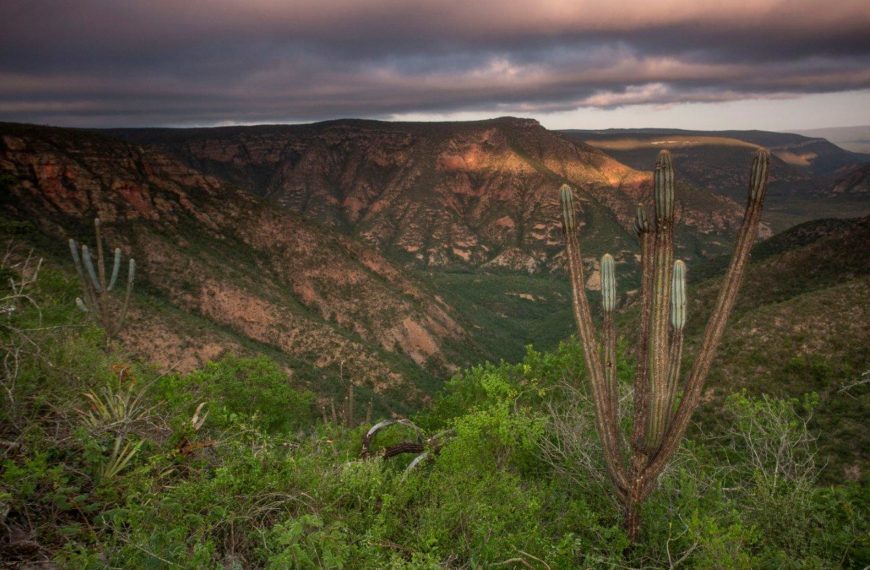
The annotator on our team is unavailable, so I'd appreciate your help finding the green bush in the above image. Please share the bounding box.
[158,355,316,434]
[1,261,867,568]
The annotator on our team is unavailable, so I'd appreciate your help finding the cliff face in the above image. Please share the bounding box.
[116,117,746,273]
[0,123,469,402]
[0,118,802,398]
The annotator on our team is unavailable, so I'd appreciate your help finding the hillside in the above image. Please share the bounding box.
[3,119,866,401]
[2,259,865,567]
[562,128,870,232]
[794,126,870,154]
[0,121,866,566]
[103,118,775,363]
[0,122,476,411]
[112,118,748,274]
[684,216,870,479]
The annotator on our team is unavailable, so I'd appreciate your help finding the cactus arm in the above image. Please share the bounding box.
[601,253,619,429]
[560,185,627,492]
[630,206,654,454]
[69,239,101,313]
[646,150,676,451]
[81,245,103,294]
[69,239,92,306]
[94,218,107,291]
[111,259,135,339]
[107,248,121,291]
[68,238,85,285]
[642,148,769,494]
[662,260,686,430]
[670,260,686,332]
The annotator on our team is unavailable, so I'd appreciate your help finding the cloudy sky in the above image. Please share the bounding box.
[2,0,869,130]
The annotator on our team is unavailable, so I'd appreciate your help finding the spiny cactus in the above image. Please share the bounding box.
[558,148,769,541]
[68,218,135,345]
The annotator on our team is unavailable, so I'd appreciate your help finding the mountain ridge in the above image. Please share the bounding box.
[0,121,475,408]
[562,127,870,231]
[111,117,749,274]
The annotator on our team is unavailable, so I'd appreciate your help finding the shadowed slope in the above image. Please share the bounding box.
[0,122,474,406]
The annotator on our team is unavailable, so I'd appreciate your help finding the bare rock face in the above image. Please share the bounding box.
[0,123,470,399]
[117,117,747,273]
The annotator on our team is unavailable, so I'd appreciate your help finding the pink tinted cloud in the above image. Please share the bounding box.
[0,0,868,126]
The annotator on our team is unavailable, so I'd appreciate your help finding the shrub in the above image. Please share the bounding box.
[159,355,316,434]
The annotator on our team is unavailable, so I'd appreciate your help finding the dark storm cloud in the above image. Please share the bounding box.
[1,0,868,126]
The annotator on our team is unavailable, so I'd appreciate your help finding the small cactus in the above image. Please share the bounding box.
[68,218,135,345]
[558,148,769,541]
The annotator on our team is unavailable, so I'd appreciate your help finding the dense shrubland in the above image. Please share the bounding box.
[0,254,867,568]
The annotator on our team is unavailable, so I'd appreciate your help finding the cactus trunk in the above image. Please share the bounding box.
[646,151,676,451]
[560,186,628,493]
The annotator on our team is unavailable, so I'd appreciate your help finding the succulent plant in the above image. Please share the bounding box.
[558,148,770,540]
[68,218,135,345]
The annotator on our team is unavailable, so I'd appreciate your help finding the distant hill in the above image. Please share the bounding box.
[0,118,782,392]
[561,128,870,232]
[792,126,870,154]
[0,122,475,410]
[3,118,866,416]
[111,118,748,274]
[685,215,870,480]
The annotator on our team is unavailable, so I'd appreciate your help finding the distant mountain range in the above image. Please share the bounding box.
[1,118,867,410]
[792,125,870,154]
[561,127,870,232]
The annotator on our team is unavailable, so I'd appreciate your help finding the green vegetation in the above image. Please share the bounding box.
[673,215,870,481]
[0,238,866,567]
[421,271,573,362]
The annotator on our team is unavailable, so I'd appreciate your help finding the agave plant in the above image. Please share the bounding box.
[558,148,769,540]
[77,366,151,433]
[98,435,144,482]
[361,418,453,477]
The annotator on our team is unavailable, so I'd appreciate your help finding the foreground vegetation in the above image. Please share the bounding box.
[0,256,867,568]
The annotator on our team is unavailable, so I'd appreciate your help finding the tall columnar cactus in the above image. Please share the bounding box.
[69,218,135,345]
[558,148,769,541]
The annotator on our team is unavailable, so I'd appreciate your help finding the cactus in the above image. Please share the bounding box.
[558,148,769,541]
[68,218,135,345]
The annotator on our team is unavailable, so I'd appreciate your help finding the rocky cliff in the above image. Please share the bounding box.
[115,117,747,273]
[0,122,471,405]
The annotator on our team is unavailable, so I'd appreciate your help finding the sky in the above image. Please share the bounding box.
[1,0,869,130]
